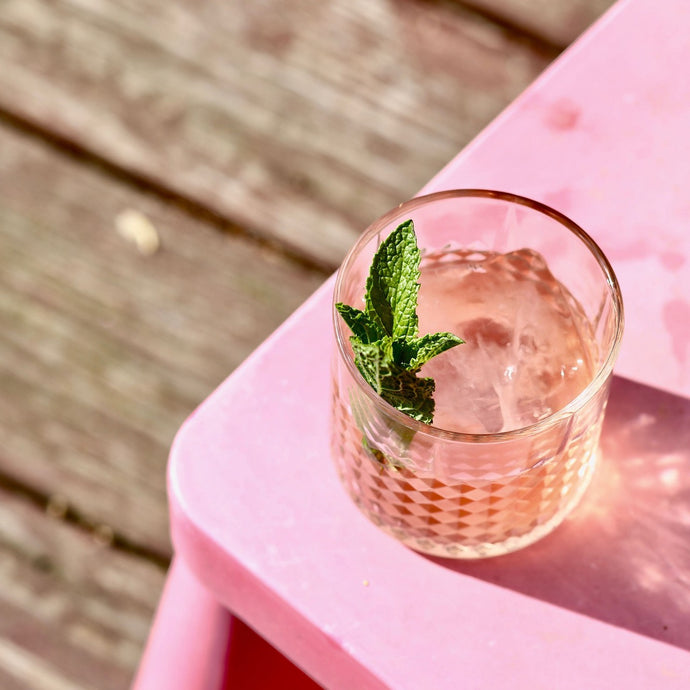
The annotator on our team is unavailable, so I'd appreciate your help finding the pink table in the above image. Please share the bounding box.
[134,1,690,687]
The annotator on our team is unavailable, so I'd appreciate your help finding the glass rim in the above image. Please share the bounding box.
[333,188,625,443]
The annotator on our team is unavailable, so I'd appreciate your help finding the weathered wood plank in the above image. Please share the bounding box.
[0,0,552,268]
[462,0,615,48]
[0,485,166,689]
[0,122,324,555]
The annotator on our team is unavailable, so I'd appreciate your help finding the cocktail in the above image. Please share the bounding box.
[331,190,624,558]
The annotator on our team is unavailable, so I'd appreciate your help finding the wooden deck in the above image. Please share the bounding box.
[0,1,614,687]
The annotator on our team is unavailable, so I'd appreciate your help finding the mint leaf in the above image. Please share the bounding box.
[335,303,383,344]
[365,220,420,340]
[351,339,436,424]
[394,332,465,370]
[337,219,464,425]
[350,339,392,394]
[379,367,436,424]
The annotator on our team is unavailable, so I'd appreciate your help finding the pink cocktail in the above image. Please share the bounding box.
[331,190,623,558]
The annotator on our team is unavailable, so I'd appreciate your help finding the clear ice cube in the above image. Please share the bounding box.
[418,248,598,434]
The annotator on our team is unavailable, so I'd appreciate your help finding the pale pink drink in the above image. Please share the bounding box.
[331,191,623,558]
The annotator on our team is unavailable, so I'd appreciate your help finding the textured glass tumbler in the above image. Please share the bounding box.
[331,190,624,559]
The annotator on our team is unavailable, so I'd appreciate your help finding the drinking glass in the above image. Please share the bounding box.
[331,190,624,558]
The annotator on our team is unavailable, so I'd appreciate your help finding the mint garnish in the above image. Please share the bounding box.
[336,220,464,425]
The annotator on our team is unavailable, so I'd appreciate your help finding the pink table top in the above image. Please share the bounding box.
[169,1,690,687]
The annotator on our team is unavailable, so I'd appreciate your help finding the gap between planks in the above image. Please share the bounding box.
[0,107,334,276]
[419,0,563,54]
[0,120,325,556]
[0,0,555,267]
[0,482,167,690]
[0,469,170,571]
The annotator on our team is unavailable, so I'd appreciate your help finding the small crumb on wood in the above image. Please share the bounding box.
[115,209,161,255]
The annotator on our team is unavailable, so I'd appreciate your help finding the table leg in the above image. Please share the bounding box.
[132,556,232,690]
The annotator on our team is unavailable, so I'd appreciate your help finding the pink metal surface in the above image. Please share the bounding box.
[157,0,690,687]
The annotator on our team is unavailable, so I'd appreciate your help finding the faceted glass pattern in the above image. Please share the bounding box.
[332,380,607,558]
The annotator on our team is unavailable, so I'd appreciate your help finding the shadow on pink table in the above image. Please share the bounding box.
[441,375,690,652]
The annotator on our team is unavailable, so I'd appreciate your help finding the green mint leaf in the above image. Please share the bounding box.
[379,368,436,424]
[394,332,465,370]
[337,218,464,425]
[351,339,436,424]
[364,219,420,340]
[335,303,384,344]
[350,338,392,394]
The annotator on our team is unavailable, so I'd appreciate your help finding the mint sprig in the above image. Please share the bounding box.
[336,220,464,424]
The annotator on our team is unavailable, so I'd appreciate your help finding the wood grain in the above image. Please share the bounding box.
[0,484,166,689]
[0,0,552,268]
[0,122,324,555]
[463,0,615,47]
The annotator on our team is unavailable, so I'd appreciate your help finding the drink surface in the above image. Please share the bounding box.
[418,247,598,434]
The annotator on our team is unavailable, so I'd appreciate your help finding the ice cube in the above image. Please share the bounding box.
[417,247,597,434]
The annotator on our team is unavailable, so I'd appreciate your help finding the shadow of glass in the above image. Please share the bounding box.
[429,376,690,651]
